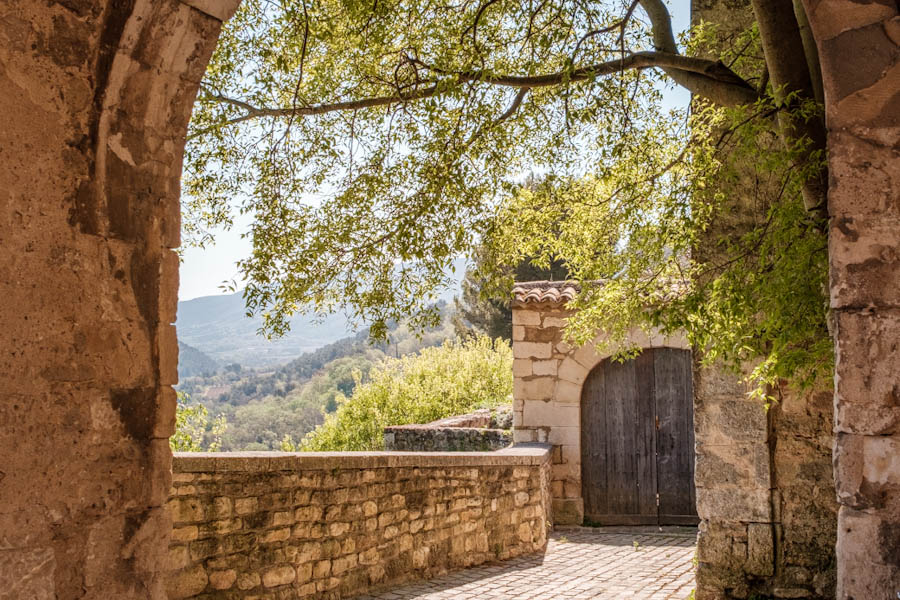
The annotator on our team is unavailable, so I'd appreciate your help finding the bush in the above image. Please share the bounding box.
[170,392,227,452]
[297,336,512,451]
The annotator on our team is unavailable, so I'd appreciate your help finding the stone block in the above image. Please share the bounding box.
[522,402,578,428]
[830,218,900,309]
[554,379,582,404]
[513,341,552,360]
[551,462,579,483]
[159,324,179,385]
[512,428,537,443]
[572,343,604,370]
[512,325,525,341]
[560,444,580,466]
[834,310,900,435]
[512,358,532,377]
[836,506,900,596]
[167,565,208,600]
[515,377,555,400]
[512,309,542,326]
[745,523,774,576]
[695,487,772,522]
[262,565,295,588]
[547,426,579,446]
[543,315,569,328]
[551,497,584,525]
[694,399,768,444]
[557,358,588,385]
[532,359,558,377]
[208,569,237,590]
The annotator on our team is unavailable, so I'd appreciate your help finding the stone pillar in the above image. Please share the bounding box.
[801,2,900,596]
[511,303,585,525]
[692,363,775,599]
[0,1,235,597]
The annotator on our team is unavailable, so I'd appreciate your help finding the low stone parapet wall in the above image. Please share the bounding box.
[166,445,552,599]
[383,425,513,451]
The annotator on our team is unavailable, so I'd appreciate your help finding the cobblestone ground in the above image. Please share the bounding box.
[357,527,697,600]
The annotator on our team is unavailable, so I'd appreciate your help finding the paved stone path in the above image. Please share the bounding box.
[357,527,697,599]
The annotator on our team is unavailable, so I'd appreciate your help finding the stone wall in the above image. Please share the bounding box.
[510,294,690,524]
[693,374,837,599]
[383,408,514,452]
[0,1,236,597]
[384,426,512,452]
[166,447,552,599]
[687,1,839,597]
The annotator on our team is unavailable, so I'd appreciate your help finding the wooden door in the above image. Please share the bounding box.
[581,348,698,525]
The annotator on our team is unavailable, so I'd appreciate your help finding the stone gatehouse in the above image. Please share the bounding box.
[511,280,838,598]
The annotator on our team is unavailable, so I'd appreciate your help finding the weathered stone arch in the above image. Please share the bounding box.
[0,1,237,597]
[800,3,900,597]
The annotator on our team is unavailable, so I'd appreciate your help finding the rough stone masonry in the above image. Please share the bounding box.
[166,447,552,599]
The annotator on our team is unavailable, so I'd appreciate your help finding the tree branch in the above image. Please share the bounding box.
[637,0,758,106]
[198,50,759,134]
[751,0,828,224]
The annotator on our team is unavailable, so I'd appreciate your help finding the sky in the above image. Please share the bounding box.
[178,0,692,301]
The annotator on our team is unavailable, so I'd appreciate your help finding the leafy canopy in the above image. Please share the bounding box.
[186,0,831,394]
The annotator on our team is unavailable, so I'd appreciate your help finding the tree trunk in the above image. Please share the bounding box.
[751,0,829,224]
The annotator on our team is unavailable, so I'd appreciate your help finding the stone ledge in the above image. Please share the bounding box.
[173,444,552,472]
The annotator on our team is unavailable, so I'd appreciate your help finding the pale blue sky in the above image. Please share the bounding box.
[178,0,691,301]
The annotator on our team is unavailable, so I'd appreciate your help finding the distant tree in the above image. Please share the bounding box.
[453,224,569,340]
[170,393,228,452]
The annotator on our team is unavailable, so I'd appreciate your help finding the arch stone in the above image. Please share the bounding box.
[0,1,237,597]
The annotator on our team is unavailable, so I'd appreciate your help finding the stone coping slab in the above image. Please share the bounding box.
[173,443,551,472]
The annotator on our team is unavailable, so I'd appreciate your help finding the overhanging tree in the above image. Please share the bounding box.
[185,0,831,392]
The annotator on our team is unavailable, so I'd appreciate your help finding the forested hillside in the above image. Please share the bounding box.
[177,341,220,379]
[176,305,457,450]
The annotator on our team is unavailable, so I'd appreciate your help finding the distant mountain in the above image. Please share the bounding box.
[176,291,356,368]
[176,257,467,369]
[177,341,220,379]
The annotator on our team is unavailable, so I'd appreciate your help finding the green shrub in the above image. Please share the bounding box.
[170,392,228,452]
[297,336,512,451]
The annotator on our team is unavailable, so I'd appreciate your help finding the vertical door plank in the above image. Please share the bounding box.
[634,350,658,519]
[655,348,698,521]
[605,357,638,517]
[580,365,607,519]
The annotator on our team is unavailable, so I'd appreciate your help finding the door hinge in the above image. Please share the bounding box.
[655,415,660,430]
[656,493,660,506]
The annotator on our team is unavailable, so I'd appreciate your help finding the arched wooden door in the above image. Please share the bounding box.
[580,348,698,525]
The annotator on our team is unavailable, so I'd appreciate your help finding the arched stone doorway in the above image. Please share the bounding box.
[581,348,698,526]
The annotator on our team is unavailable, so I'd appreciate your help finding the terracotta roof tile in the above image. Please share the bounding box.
[511,281,580,306]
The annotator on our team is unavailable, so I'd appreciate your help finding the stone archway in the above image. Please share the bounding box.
[0,2,237,597]
[510,281,691,525]
[0,1,897,597]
